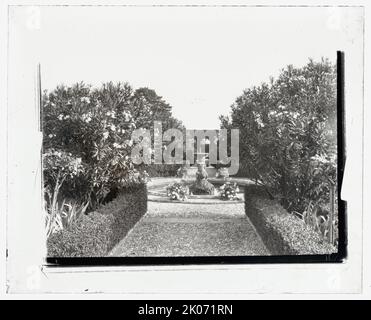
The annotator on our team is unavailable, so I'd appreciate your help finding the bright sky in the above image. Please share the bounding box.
[13,6,360,129]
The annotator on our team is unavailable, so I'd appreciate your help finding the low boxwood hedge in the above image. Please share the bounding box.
[142,164,181,177]
[47,183,148,257]
[244,185,336,255]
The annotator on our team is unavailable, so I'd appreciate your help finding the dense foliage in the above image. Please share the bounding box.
[166,182,189,201]
[43,82,183,207]
[221,59,337,213]
[47,184,147,257]
[244,185,336,255]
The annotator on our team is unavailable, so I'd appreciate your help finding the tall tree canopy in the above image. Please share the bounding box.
[130,87,184,131]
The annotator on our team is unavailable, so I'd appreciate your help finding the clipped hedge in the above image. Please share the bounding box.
[47,184,147,257]
[244,185,336,255]
[142,164,181,177]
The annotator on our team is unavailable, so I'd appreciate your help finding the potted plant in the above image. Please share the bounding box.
[166,182,189,201]
[219,182,240,200]
[217,167,229,179]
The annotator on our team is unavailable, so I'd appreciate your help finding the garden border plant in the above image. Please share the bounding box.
[219,182,240,201]
[43,81,183,257]
[220,58,339,246]
[244,185,336,255]
[47,183,147,257]
[220,59,337,215]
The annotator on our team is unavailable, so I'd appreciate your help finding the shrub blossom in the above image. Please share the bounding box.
[219,182,240,201]
[166,182,189,201]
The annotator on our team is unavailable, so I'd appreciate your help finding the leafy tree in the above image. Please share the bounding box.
[221,58,337,213]
[130,87,184,131]
[130,87,185,173]
[43,82,184,206]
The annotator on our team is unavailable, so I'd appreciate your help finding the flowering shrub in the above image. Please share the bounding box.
[221,59,337,213]
[43,149,89,238]
[219,182,240,200]
[43,82,183,207]
[166,182,189,201]
[43,83,145,206]
[43,149,84,184]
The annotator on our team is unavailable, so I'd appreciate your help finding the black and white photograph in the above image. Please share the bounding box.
[1,2,367,297]
[37,6,344,261]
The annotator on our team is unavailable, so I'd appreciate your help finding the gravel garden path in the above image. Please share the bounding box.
[110,178,270,257]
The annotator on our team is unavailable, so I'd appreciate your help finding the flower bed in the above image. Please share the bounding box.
[219,182,240,200]
[244,185,336,255]
[47,183,147,257]
[166,182,189,201]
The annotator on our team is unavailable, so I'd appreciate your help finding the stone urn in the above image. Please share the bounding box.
[217,167,229,179]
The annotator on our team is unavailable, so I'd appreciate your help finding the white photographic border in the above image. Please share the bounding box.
[1,0,367,297]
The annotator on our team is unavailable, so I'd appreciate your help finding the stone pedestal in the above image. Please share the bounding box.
[205,166,217,178]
